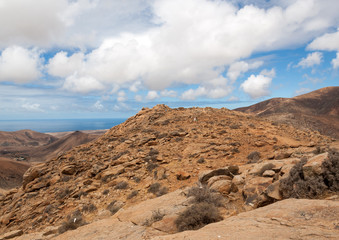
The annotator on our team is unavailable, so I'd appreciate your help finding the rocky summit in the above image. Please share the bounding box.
[0,105,337,239]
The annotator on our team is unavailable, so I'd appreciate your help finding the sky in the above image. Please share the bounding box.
[0,0,338,120]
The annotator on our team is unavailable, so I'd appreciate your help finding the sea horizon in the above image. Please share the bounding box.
[0,118,127,133]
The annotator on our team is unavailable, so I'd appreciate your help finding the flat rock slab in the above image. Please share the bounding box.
[152,199,339,240]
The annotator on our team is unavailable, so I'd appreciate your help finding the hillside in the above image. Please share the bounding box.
[0,130,103,191]
[235,87,339,139]
[0,105,334,237]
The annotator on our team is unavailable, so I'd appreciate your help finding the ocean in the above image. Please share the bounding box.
[0,118,127,133]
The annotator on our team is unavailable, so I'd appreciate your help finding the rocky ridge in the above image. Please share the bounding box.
[0,105,336,238]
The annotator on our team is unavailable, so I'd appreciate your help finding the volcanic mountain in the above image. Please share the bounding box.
[235,86,339,139]
[0,104,333,238]
[0,130,104,191]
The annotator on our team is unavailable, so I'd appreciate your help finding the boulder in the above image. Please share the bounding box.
[22,163,46,189]
[209,179,233,194]
[199,166,239,185]
[0,230,23,240]
[61,165,77,175]
[262,170,275,177]
[303,152,328,179]
[176,171,190,181]
[265,181,282,200]
[243,177,273,207]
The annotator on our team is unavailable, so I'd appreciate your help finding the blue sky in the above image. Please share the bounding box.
[0,0,338,120]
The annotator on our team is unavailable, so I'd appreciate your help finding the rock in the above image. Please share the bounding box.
[100,166,125,180]
[199,166,239,185]
[0,230,23,240]
[116,190,187,226]
[303,152,328,179]
[22,163,46,189]
[152,215,178,234]
[232,175,245,185]
[262,170,275,177]
[61,165,76,175]
[176,171,190,180]
[207,175,232,187]
[254,141,266,147]
[209,179,232,194]
[153,199,339,240]
[265,181,282,200]
[243,177,273,207]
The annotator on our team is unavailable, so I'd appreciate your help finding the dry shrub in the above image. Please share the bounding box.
[247,151,261,163]
[82,203,97,213]
[58,210,86,234]
[115,181,128,190]
[175,202,222,232]
[127,190,139,199]
[279,150,339,199]
[107,200,121,215]
[148,183,168,197]
[143,209,165,226]
[187,186,224,207]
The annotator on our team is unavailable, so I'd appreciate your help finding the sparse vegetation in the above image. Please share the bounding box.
[107,200,121,215]
[127,190,139,199]
[175,202,222,232]
[187,186,224,207]
[115,181,128,190]
[197,157,205,164]
[148,182,168,196]
[82,203,97,213]
[143,209,165,226]
[58,210,87,234]
[247,151,261,163]
[279,150,339,199]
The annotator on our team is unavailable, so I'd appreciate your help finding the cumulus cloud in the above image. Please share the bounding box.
[240,74,272,99]
[295,87,311,95]
[308,28,339,51]
[47,51,84,77]
[46,0,339,95]
[227,61,263,82]
[181,77,232,100]
[0,46,41,83]
[331,52,339,69]
[135,95,143,102]
[146,91,159,100]
[297,52,323,68]
[63,73,105,94]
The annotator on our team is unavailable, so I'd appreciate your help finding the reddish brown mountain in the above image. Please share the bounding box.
[235,87,339,139]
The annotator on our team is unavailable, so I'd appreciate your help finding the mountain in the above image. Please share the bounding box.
[0,130,104,191]
[0,104,334,237]
[235,87,339,139]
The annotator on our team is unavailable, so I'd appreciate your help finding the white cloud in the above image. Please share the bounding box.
[0,46,41,83]
[331,52,339,69]
[227,61,263,82]
[47,51,84,77]
[94,100,103,110]
[146,91,159,100]
[22,103,43,112]
[308,28,339,51]
[129,81,142,93]
[161,90,177,98]
[260,68,276,78]
[46,0,339,95]
[63,73,105,94]
[228,96,239,101]
[240,74,272,99]
[297,52,323,68]
[181,76,232,100]
[117,91,126,102]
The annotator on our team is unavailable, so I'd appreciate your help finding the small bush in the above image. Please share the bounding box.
[82,203,97,213]
[107,201,121,215]
[187,186,224,207]
[197,157,205,164]
[102,189,109,195]
[143,209,165,226]
[115,181,128,190]
[133,176,141,183]
[146,162,159,172]
[58,210,86,234]
[148,183,168,196]
[127,190,139,199]
[175,202,222,232]
[247,151,261,163]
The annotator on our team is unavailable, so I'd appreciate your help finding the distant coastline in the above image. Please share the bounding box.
[0,118,126,133]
